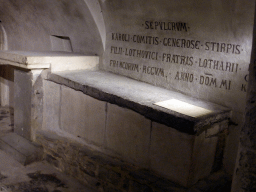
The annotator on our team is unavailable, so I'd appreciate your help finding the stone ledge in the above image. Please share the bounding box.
[45,69,231,135]
[0,51,99,72]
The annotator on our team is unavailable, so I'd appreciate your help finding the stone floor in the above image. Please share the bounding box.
[0,107,96,192]
[0,150,97,192]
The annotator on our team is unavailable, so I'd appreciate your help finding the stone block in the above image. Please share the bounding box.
[0,77,14,107]
[14,69,32,140]
[79,160,97,177]
[238,150,256,174]
[98,166,121,186]
[106,104,151,168]
[190,131,218,185]
[205,120,229,138]
[60,85,106,146]
[150,122,194,186]
[150,122,218,187]
[0,133,43,165]
[129,180,153,192]
[0,107,14,133]
[42,80,61,132]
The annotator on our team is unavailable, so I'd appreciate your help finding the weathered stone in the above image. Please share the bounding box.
[61,85,106,146]
[238,150,256,173]
[43,80,61,132]
[129,180,153,192]
[14,69,32,139]
[79,161,97,177]
[45,154,60,169]
[211,130,228,172]
[106,103,151,168]
[98,166,121,186]
[191,131,219,185]
[0,132,43,165]
[150,122,194,186]
[240,127,256,150]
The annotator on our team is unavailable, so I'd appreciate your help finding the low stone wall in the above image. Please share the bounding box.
[36,130,230,192]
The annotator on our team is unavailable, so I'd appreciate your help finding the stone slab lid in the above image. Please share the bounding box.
[48,69,231,135]
[0,51,99,71]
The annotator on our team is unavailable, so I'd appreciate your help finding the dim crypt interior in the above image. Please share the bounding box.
[0,0,255,192]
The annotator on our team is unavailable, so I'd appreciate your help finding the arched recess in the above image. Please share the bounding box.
[0,23,13,108]
[0,23,8,50]
[83,0,106,50]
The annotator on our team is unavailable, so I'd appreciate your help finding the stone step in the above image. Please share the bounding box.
[0,132,43,165]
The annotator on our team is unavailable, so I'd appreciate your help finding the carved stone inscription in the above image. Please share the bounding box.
[103,20,250,111]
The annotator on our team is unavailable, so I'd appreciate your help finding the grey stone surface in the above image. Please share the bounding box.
[190,131,218,185]
[43,80,61,132]
[0,51,99,72]
[0,133,43,165]
[150,121,223,187]
[48,70,231,135]
[60,85,106,146]
[14,69,44,141]
[14,69,32,140]
[106,103,151,168]
[30,69,44,141]
[150,122,194,186]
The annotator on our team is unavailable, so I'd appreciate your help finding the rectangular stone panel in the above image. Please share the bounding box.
[14,69,32,140]
[106,103,151,168]
[190,131,218,185]
[150,122,194,187]
[60,85,106,146]
[43,80,61,132]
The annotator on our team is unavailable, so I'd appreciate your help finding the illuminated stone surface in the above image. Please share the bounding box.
[154,99,213,118]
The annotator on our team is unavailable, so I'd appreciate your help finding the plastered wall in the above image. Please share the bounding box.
[0,0,103,55]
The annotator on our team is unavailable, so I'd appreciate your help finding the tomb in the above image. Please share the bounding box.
[0,0,255,191]
[0,50,230,189]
